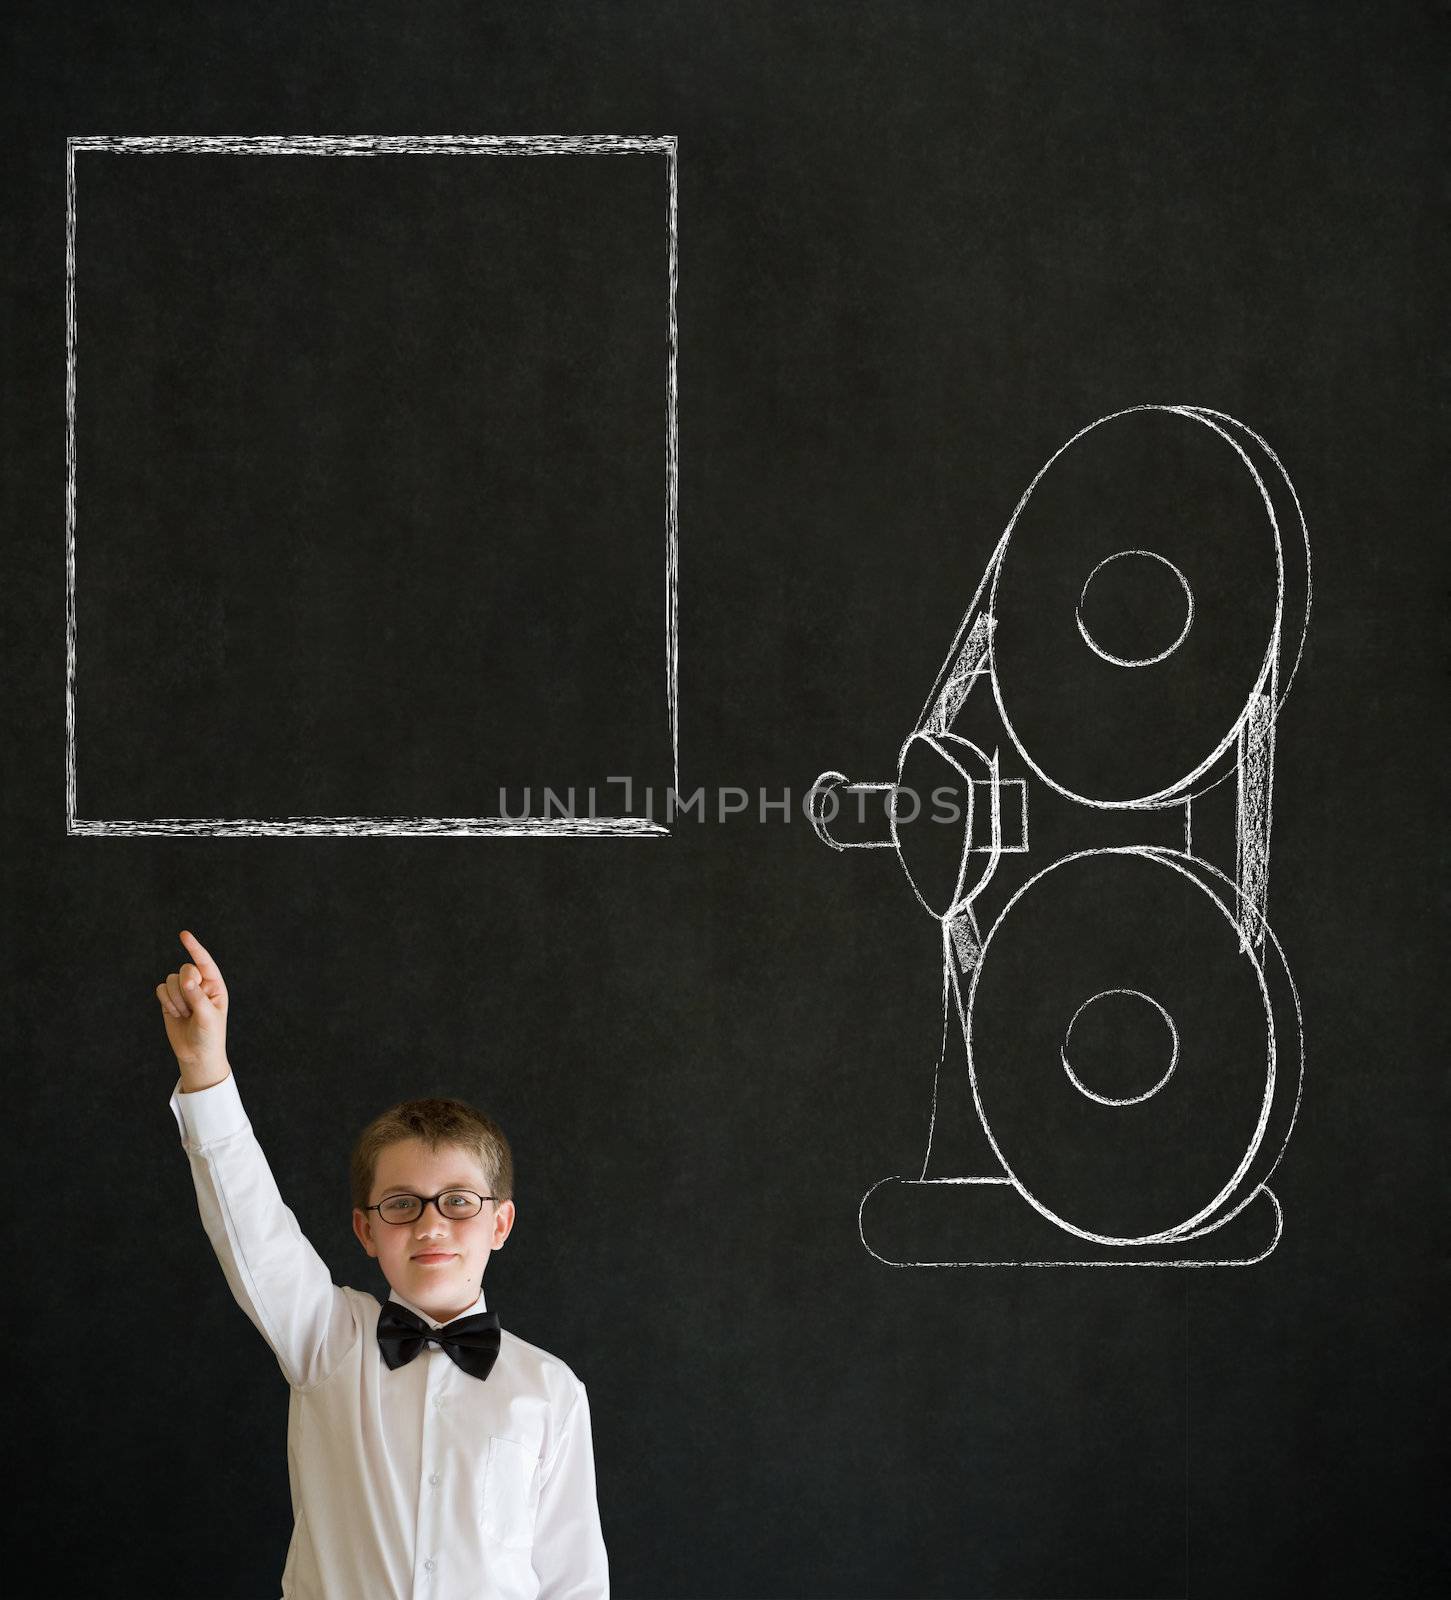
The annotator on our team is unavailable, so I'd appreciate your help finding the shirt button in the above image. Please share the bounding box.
[424,1558,436,1573]
[429,1472,441,1486]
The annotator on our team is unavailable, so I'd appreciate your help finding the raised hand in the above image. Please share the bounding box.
[156,929,232,1089]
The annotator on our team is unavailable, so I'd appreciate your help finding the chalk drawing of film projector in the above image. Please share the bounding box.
[811,406,1310,1266]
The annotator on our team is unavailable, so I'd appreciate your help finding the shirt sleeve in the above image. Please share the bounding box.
[170,1069,359,1390]
[531,1378,610,1599]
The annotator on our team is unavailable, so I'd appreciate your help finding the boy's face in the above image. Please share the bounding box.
[352,1137,516,1323]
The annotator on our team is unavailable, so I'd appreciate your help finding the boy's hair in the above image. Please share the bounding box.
[350,1097,514,1212]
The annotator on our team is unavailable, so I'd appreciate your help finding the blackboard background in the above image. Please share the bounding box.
[3,4,1444,1597]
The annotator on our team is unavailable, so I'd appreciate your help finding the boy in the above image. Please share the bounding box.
[157,928,608,1600]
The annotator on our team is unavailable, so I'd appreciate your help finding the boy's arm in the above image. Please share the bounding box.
[158,930,358,1387]
[171,1065,360,1390]
[531,1379,610,1599]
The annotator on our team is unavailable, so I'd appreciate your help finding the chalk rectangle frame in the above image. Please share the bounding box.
[65,134,679,838]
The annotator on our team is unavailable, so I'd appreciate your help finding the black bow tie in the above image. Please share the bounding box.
[377,1301,502,1382]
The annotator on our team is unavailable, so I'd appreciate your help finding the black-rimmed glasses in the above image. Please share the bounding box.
[365,1189,495,1225]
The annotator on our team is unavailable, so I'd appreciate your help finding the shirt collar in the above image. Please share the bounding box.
[386,1284,488,1330]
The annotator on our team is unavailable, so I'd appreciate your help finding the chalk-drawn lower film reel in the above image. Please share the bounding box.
[989,408,1283,806]
[967,850,1301,1246]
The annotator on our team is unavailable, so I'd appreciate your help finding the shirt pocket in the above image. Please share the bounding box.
[482,1434,541,1551]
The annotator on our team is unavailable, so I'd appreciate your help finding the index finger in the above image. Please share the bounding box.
[179,928,223,981]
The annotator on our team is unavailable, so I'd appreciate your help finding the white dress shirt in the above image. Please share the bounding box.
[170,1070,609,1600]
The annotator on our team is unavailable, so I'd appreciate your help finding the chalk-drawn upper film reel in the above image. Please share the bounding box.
[988,408,1287,806]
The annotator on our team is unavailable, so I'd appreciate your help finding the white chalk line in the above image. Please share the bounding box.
[805,774,898,852]
[923,612,993,733]
[1059,988,1181,1107]
[1236,687,1275,951]
[916,936,956,1182]
[857,1177,1283,1268]
[69,817,670,838]
[968,777,1027,853]
[1074,548,1196,669]
[64,134,679,836]
[67,134,674,156]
